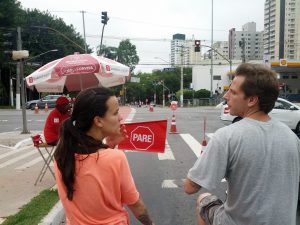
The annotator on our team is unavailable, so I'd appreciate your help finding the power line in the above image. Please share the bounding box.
[48,10,228,32]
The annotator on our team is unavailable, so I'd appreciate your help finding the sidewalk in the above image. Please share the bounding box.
[0,131,64,225]
[0,106,133,225]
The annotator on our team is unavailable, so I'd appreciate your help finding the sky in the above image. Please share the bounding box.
[18,0,265,73]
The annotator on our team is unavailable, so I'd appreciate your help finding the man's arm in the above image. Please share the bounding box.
[184,177,201,195]
[128,198,154,225]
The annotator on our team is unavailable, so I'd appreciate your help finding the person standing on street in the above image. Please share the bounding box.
[44,96,71,146]
[184,63,300,225]
[54,87,154,225]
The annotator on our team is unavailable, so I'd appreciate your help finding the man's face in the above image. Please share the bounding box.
[223,76,249,117]
[57,103,71,115]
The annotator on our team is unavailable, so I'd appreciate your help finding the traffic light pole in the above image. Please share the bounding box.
[16,27,29,133]
[99,24,105,54]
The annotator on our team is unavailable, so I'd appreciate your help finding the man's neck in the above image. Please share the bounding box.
[244,108,270,122]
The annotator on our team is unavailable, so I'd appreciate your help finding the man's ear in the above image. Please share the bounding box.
[93,116,103,128]
[248,95,259,107]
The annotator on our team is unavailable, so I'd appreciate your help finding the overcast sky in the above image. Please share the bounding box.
[18,0,265,72]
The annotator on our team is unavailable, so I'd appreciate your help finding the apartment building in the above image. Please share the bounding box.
[228,22,264,61]
[264,0,300,60]
[170,33,201,67]
[212,41,229,60]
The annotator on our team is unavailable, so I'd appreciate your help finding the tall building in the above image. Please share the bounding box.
[228,22,264,61]
[212,41,229,60]
[264,0,300,60]
[170,34,201,67]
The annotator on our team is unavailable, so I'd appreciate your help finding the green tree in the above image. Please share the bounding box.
[98,39,139,72]
[194,89,210,98]
[97,45,118,60]
[117,39,139,72]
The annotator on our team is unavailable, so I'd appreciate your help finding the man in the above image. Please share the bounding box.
[44,96,71,146]
[184,63,300,225]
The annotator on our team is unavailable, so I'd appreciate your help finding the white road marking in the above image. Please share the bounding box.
[0,120,8,122]
[180,134,202,158]
[15,153,49,170]
[158,141,175,160]
[124,108,136,123]
[0,145,33,160]
[0,150,37,169]
[162,179,178,188]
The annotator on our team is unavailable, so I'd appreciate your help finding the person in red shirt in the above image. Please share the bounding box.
[44,96,71,146]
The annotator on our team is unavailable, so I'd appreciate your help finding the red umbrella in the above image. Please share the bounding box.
[25,53,130,92]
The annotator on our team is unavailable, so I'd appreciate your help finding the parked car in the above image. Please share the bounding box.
[26,95,62,110]
[220,97,300,134]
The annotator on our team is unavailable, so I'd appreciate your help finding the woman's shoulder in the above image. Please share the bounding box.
[102,148,126,159]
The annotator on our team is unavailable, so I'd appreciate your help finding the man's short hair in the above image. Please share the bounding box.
[235,63,279,114]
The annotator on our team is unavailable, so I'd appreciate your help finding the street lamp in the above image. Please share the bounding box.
[202,44,232,74]
[19,49,59,134]
[24,49,58,63]
[31,26,85,52]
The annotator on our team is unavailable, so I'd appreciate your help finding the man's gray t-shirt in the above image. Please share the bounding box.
[188,118,300,225]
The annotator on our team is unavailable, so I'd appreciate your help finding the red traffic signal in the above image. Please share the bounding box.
[194,40,201,52]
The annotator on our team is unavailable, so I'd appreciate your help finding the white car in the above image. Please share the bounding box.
[220,97,300,134]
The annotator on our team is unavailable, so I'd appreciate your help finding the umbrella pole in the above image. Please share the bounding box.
[80,76,83,91]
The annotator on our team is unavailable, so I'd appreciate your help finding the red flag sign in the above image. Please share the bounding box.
[118,120,167,153]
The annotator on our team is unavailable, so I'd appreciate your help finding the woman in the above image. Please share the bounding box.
[54,87,154,225]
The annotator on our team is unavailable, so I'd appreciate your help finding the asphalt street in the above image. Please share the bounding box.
[0,107,299,224]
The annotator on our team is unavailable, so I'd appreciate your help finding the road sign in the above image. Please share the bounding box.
[130,126,154,150]
[170,101,178,111]
[118,120,167,153]
[280,58,288,67]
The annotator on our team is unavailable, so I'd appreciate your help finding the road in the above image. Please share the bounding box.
[0,107,299,224]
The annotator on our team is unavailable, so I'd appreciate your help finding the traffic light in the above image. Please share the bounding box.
[195,40,201,52]
[101,11,109,25]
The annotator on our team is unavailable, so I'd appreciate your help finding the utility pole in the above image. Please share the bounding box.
[16,27,21,110]
[180,47,184,108]
[80,11,87,53]
[16,27,29,133]
[210,0,214,97]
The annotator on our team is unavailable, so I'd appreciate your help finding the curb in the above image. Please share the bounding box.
[38,201,65,225]
[14,138,32,149]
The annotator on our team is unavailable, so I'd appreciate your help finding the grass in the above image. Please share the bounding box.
[2,189,59,225]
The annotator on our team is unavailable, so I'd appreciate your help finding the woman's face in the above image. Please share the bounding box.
[100,96,123,137]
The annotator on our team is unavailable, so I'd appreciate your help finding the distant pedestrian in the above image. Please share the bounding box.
[54,87,155,225]
[184,63,300,225]
[44,96,71,146]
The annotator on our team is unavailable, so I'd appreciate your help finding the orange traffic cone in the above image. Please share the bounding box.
[34,104,39,114]
[169,114,178,134]
[149,104,154,112]
[44,103,49,112]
